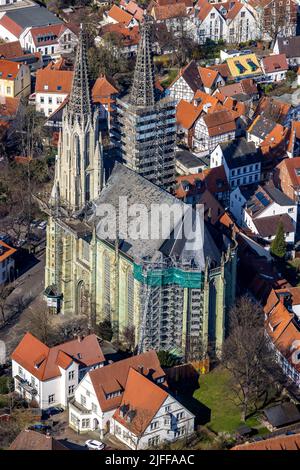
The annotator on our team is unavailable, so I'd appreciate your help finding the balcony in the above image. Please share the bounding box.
[15,375,38,397]
[69,398,91,415]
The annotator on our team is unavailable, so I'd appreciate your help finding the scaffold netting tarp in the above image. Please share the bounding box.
[133,264,204,288]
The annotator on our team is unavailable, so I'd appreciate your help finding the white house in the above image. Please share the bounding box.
[0,240,15,285]
[103,4,138,28]
[261,54,289,83]
[193,109,236,152]
[168,60,203,104]
[68,350,195,448]
[20,23,78,59]
[211,138,262,189]
[11,333,105,410]
[35,67,73,117]
[230,181,297,245]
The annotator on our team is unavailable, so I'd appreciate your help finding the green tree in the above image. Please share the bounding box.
[270,221,286,259]
[157,350,181,368]
[97,318,113,342]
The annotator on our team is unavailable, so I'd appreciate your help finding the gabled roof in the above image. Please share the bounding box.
[232,432,300,450]
[170,60,203,93]
[35,69,73,94]
[112,368,169,435]
[11,333,105,381]
[255,96,291,125]
[202,109,236,136]
[277,156,300,189]
[100,23,140,46]
[248,115,277,140]
[176,99,202,129]
[1,6,61,38]
[29,23,73,47]
[226,53,262,78]
[107,4,133,25]
[9,430,68,451]
[0,59,22,80]
[262,53,288,73]
[218,137,262,169]
[0,41,22,59]
[275,36,300,59]
[88,350,166,413]
[198,66,220,89]
[215,1,245,21]
[217,78,258,98]
[92,75,118,102]
[153,2,187,20]
[253,213,295,238]
[0,96,20,119]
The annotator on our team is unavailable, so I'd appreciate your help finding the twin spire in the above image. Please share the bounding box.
[68,24,92,118]
[129,16,156,107]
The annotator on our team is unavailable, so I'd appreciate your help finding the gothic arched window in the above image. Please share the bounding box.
[127,269,134,326]
[104,253,111,318]
[74,134,80,174]
[85,132,90,168]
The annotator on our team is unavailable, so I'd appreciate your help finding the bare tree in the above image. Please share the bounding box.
[123,325,135,352]
[30,307,55,344]
[0,284,14,325]
[222,295,284,421]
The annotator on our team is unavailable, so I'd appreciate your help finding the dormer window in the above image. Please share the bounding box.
[44,85,48,90]
[57,85,62,91]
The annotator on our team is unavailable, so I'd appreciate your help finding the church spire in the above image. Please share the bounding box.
[68,24,91,117]
[129,16,155,107]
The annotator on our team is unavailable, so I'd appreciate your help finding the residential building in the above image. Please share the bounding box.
[0,95,22,145]
[226,53,263,82]
[287,121,300,158]
[97,23,140,57]
[249,0,297,41]
[35,68,73,117]
[120,0,144,22]
[0,240,16,285]
[69,351,195,448]
[20,23,78,58]
[261,53,288,83]
[211,138,262,189]
[0,40,22,59]
[231,432,300,450]
[92,74,118,123]
[215,78,259,101]
[247,115,279,147]
[231,181,297,245]
[103,4,139,28]
[193,0,257,45]
[11,333,105,409]
[9,430,69,450]
[0,6,62,42]
[176,99,203,148]
[198,66,224,94]
[168,60,203,104]
[175,149,208,175]
[264,287,300,388]
[150,2,190,37]
[193,109,236,152]
[0,59,30,98]
[273,36,300,66]
[275,157,300,204]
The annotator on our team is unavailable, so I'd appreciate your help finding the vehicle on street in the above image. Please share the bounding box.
[28,423,52,434]
[37,221,47,230]
[85,439,105,450]
[42,406,64,419]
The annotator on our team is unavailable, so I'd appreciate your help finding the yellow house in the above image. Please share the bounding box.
[226,53,262,80]
[0,59,31,98]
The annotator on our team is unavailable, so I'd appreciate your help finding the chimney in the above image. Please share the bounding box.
[77,335,82,343]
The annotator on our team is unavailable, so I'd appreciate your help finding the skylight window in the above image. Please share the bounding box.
[57,85,62,90]
[234,61,246,74]
[296,168,300,176]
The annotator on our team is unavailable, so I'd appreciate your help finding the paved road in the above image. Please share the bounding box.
[0,253,46,356]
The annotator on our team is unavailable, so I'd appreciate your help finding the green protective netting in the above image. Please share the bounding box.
[133,264,204,289]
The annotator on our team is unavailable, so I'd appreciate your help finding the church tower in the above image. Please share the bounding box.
[53,25,103,211]
[113,17,176,191]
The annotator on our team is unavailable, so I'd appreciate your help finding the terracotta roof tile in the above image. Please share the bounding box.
[0,15,23,38]
[107,5,133,25]
[88,350,166,413]
[0,41,22,59]
[0,59,21,80]
[9,430,68,450]
[11,333,104,381]
[35,69,73,94]
[176,99,202,129]
[203,109,236,136]
[113,368,168,435]
[92,75,118,103]
[198,66,219,89]
[262,53,288,73]
[153,2,187,20]
[232,432,300,450]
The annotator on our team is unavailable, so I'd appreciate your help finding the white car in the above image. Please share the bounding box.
[85,439,105,450]
[37,221,47,230]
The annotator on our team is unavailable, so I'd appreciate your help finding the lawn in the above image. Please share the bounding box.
[193,367,263,434]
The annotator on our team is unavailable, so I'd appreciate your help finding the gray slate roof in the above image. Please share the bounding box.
[90,163,220,270]
[253,214,295,238]
[275,36,300,59]
[249,116,275,140]
[5,6,61,28]
[219,138,262,169]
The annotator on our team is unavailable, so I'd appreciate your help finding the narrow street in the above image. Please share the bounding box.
[0,252,46,356]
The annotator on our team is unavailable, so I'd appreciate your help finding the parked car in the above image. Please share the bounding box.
[37,221,47,230]
[42,406,64,419]
[85,439,105,450]
[28,423,52,434]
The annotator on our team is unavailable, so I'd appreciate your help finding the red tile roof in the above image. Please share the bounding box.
[0,59,21,80]
[113,368,169,435]
[153,2,187,20]
[262,53,288,73]
[88,350,166,413]
[175,165,229,199]
[176,99,202,129]
[0,96,20,118]
[29,24,67,47]
[92,75,118,103]
[203,109,236,136]
[0,15,23,39]
[9,430,69,450]
[232,432,300,450]
[100,23,140,46]
[277,156,300,188]
[35,69,73,94]
[11,333,105,381]
[107,5,133,25]
[198,66,219,89]
[0,41,22,59]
